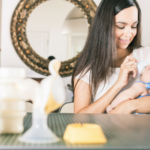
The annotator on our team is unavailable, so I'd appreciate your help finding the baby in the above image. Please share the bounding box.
[107,61,150,113]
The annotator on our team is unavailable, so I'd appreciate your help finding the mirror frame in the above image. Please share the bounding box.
[10,0,97,77]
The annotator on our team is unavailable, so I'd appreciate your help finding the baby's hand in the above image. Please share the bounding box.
[140,89,149,96]
[106,105,113,113]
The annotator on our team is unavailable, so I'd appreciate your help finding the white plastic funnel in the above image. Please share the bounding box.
[19,112,59,143]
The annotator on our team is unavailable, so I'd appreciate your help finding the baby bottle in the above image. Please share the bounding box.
[0,68,40,134]
[136,61,148,76]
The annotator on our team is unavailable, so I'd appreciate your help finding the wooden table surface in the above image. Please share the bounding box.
[0,113,150,150]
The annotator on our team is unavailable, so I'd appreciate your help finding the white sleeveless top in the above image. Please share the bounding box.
[75,46,150,102]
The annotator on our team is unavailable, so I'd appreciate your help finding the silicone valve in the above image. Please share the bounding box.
[137,61,148,76]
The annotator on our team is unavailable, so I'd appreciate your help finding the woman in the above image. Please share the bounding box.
[72,0,150,114]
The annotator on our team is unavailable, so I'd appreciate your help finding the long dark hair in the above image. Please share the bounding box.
[72,0,142,99]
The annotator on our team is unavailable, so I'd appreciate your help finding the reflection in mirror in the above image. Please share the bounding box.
[26,0,89,61]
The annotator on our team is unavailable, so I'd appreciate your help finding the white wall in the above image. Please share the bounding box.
[0,0,1,66]
[1,0,79,102]
[1,0,89,78]
[27,1,74,61]
[2,0,150,77]
[27,1,88,61]
[0,0,1,49]
[2,0,150,76]
[136,0,150,46]
[1,0,46,78]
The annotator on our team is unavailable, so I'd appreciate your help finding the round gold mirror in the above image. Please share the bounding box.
[10,0,97,77]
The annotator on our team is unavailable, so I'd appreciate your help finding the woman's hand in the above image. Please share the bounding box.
[116,56,138,88]
[109,100,137,114]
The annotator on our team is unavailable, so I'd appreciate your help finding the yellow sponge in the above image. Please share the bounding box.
[63,124,107,144]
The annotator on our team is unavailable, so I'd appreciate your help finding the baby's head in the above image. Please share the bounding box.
[136,61,150,82]
[140,65,150,83]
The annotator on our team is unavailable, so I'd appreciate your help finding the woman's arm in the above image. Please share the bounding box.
[135,96,150,113]
[107,82,147,112]
[74,56,138,114]
[109,96,150,114]
[74,78,122,113]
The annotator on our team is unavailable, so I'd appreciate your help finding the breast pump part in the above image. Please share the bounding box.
[19,59,65,144]
[136,61,148,76]
[0,68,40,134]
[0,111,26,134]
[0,68,26,78]
[19,113,59,143]
[43,60,65,114]
[0,68,26,134]
[0,101,26,111]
